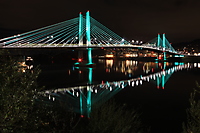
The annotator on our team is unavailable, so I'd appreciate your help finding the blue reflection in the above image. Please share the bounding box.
[38,62,193,117]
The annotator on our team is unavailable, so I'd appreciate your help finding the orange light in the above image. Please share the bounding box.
[105,54,114,58]
[78,58,82,62]
[125,54,131,57]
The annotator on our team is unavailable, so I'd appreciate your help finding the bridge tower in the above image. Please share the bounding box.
[79,12,83,46]
[75,11,94,67]
[79,68,93,118]
[157,33,161,48]
[86,11,93,65]
[162,33,167,60]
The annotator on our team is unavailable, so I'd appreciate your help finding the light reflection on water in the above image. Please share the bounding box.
[36,59,200,133]
[38,61,196,116]
[36,59,198,89]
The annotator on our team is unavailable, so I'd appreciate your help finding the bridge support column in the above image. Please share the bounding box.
[86,67,93,117]
[162,33,167,61]
[75,11,95,67]
[86,11,93,113]
[86,11,93,65]
[157,33,160,48]
[79,12,83,46]
[155,33,161,61]
[86,11,91,46]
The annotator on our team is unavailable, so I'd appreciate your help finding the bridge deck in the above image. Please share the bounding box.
[1,43,179,54]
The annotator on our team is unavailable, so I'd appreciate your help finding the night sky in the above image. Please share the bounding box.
[0,0,200,43]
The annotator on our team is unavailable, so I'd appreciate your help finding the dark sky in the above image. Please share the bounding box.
[0,0,200,43]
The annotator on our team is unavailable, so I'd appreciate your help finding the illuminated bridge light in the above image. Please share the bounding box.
[131,81,135,87]
[147,77,150,82]
[128,80,131,86]
[163,71,166,76]
[114,82,118,87]
[140,80,143,85]
[105,85,108,89]
[122,85,124,88]
[109,86,112,90]
[118,82,121,87]
[95,89,97,93]
[110,86,112,91]
[136,80,139,86]
[153,75,156,80]
[53,97,55,101]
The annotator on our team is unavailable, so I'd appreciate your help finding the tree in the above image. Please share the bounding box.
[182,82,200,133]
[77,100,149,133]
[0,51,44,132]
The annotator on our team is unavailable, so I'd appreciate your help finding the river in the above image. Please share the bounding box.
[33,57,200,133]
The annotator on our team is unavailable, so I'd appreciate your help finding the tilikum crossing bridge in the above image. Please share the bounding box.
[0,11,183,64]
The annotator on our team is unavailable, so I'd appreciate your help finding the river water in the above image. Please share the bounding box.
[35,58,200,133]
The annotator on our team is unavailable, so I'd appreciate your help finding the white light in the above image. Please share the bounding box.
[128,80,131,86]
[147,77,150,82]
[194,63,197,67]
[132,81,134,86]
[136,80,139,86]
[110,87,112,91]
[153,75,156,80]
[122,85,124,88]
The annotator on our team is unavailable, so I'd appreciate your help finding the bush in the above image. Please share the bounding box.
[182,82,200,133]
[0,51,42,132]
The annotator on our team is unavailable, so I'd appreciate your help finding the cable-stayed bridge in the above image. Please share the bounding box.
[0,11,177,55]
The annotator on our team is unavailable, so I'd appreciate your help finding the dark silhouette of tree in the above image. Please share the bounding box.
[183,82,200,133]
[0,50,43,132]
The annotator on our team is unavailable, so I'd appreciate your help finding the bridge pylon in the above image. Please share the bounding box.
[75,10,95,67]
[79,12,83,46]
[162,33,167,60]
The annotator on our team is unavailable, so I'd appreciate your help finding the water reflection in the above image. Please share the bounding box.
[101,59,181,79]
[39,62,195,117]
